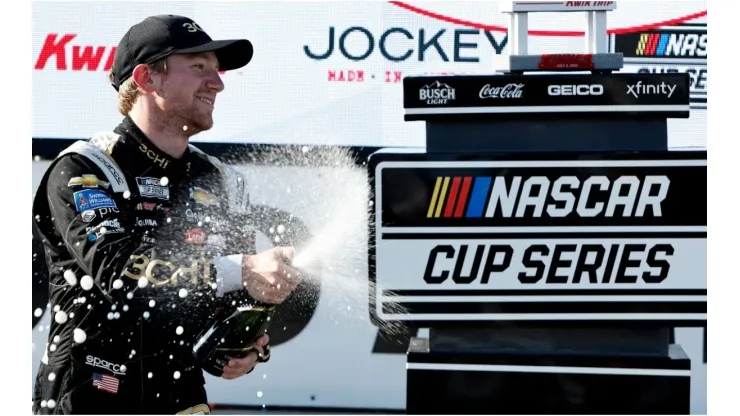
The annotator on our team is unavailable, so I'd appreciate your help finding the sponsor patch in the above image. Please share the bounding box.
[189,187,219,206]
[185,208,206,222]
[85,219,123,234]
[86,355,126,375]
[81,210,96,222]
[176,404,211,415]
[85,218,125,243]
[86,219,125,241]
[185,229,206,245]
[74,189,116,212]
[97,207,119,218]
[136,218,158,227]
[93,373,119,394]
[136,202,158,211]
[207,234,226,249]
[68,174,110,189]
[136,177,170,200]
[136,202,171,215]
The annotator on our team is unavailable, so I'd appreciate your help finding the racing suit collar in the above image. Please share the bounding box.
[116,116,193,174]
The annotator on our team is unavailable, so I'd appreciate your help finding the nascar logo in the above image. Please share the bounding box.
[426,176,477,218]
[426,174,672,220]
[634,31,706,58]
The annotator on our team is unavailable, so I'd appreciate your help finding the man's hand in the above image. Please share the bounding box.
[222,334,270,380]
[242,246,302,304]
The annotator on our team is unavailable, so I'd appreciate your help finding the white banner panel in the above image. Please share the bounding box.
[32,1,706,149]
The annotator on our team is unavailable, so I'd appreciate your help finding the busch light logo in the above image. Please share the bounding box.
[479,83,525,99]
[419,81,456,105]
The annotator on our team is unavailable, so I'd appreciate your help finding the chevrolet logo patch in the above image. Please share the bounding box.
[176,404,210,414]
[189,187,219,206]
[68,174,110,189]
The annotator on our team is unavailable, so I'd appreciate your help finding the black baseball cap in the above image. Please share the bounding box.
[110,14,253,91]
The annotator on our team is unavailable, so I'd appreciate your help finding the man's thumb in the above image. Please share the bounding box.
[274,246,295,262]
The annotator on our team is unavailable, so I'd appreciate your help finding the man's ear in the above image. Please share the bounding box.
[132,64,158,94]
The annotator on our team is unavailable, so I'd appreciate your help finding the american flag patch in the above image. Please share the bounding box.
[92,372,119,394]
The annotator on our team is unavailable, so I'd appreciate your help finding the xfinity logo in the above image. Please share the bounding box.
[86,355,126,375]
[627,81,677,99]
[548,84,604,96]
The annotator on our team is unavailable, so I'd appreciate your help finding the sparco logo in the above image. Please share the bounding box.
[419,81,455,104]
[89,153,124,185]
[548,84,604,96]
[86,355,126,375]
[479,83,524,99]
[627,81,677,98]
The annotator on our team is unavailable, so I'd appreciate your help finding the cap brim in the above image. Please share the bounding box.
[177,39,254,71]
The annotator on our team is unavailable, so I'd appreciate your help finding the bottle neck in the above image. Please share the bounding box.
[238,296,277,311]
[219,290,278,311]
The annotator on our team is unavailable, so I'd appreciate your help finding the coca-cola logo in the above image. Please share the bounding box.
[479,83,525,99]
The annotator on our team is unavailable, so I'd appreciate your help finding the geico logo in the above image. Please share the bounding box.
[138,144,170,169]
[423,243,674,285]
[86,355,126,375]
[548,84,604,96]
[122,254,211,285]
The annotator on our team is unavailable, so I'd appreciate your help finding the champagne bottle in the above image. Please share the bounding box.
[192,298,276,377]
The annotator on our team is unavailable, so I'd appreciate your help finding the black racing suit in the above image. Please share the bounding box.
[32,116,264,414]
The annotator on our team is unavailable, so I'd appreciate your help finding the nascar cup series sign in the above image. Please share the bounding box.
[369,153,707,326]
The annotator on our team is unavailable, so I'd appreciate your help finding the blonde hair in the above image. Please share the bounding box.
[108,58,169,116]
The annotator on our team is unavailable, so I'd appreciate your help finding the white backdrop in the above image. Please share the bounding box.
[32,1,707,149]
[31,1,708,413]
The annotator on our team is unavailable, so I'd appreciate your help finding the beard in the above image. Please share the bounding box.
[154,88,214,138]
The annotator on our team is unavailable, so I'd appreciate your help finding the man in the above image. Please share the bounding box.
[32,15,302,415]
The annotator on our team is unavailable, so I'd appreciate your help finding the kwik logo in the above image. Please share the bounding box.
[34,33,233,74]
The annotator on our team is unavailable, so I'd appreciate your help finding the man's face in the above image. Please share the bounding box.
[154,52,224,135]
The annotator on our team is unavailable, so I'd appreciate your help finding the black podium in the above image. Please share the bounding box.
[367,6,706,411]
